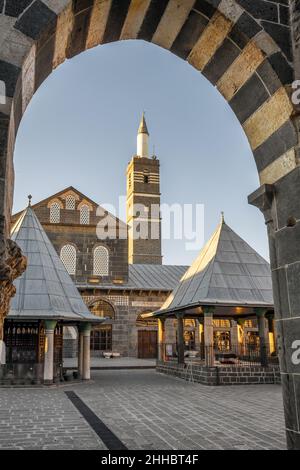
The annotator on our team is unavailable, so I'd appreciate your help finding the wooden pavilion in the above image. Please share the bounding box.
[0,202,104,385]
[143,215,277,371]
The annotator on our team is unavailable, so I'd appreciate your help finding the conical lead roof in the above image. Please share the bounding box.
[138,113,149,135]
[9,206,100,322]
[160,217,273,314]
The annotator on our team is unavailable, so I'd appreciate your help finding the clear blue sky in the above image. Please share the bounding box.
[13,40,268,266]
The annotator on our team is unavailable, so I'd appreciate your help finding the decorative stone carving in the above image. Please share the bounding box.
[0,225,27,340]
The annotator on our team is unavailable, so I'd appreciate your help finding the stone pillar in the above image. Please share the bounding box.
[230,319,238,352]
[176,314,184,365]
[0,339,5,365]
[81,323,91,380]
[198,318,205,359]
[237,319,246,354]
[267,312,276,355]
[157,318,165,362]
[204,310,214,367]
[249,178,300,449]
[43,320,56,384]
[78,326,84,378]
[255,309,269,367]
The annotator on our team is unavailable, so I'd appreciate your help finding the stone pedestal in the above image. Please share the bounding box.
[43,320,56,384]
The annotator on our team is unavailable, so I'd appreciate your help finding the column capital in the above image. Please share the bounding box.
[203,306,215,315]
[254,308,268,318]
[44,320,57,331]
[265,311,275,321]
[175,312,184,320]
[158,317,166,324]
[79,322,92,334]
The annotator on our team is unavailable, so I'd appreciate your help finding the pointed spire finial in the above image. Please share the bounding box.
[138,112,149,135]
[221,211,225,224]
[28,195,32,207]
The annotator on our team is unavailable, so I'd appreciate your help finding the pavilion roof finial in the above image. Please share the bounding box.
[221,211,225,224]
[28,195,32,207]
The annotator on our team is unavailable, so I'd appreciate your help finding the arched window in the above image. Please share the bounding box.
[89,299,114,352]
[80,204,90,225]
[60,245,76,275]
[50,202,61,223]
[89,299,114,319]
[65,195,76,210]
[93,246,109,276]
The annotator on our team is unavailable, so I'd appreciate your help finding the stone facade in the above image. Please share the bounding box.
[11,187,129,286]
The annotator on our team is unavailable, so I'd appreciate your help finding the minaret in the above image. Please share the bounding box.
[126,114,162,265]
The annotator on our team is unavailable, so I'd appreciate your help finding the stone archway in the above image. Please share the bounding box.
[0,0,300,448]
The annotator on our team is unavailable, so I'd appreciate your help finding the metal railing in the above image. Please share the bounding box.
[158,342,279,368]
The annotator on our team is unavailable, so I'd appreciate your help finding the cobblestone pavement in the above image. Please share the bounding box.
[0,370,286,450]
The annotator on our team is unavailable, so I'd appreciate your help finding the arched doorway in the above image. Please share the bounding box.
[136,313,157,359]
[89,299,115,354]
[0,0,299,448]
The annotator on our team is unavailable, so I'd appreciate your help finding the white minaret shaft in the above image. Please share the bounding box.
[137,113,149,158]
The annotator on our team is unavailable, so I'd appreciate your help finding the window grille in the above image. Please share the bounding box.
[93,246,109,276]
[80,204,90,225]
[66,195,76,210]
[60,244,76,275]
[50,202,61,223]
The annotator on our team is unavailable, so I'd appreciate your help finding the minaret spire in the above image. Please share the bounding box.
[137,112,149,157]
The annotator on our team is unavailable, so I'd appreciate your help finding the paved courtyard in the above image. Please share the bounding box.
[0,370,286,450]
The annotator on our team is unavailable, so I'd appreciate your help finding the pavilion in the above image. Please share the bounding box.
[0,201,104,385]
[143,215,277,376]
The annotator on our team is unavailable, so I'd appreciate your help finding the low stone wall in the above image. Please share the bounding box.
[156,361,281,386]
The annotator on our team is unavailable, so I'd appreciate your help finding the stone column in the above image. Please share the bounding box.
[78,326,83,378]
[237,319,246,354]
[194,319,202,355]
[176,314,184,365]
[81,323,91,380]
[230,319,238,352]
[267,312,276,355]
[204,309,214,367]
[255,309,269,367]
[249,179,300,449]
[43,320,57,384]
[157,318,165,362]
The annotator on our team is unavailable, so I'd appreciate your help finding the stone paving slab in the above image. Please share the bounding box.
[0,370,286,450]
